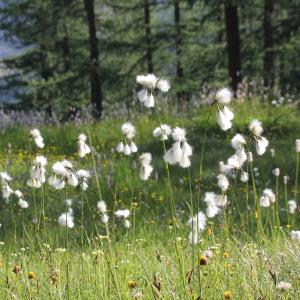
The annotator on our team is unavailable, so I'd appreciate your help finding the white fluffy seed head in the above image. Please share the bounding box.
[157,79,170,93]
[136,74,158,89]
[256,137,269,156]
[78,133,87,142]
[296,139,300,153]
[121,122,136,139]
[249,119,263,136]
[288,200,297,214]
[97,200,107,213]
[172,127,186,141]
[216,110,232,131]
[215,88,232,104]
[272,168,280,177]
[231,134,246,150]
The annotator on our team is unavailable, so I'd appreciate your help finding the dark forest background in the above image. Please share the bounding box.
[0,0,300,119]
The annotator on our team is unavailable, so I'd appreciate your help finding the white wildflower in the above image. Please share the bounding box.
[290,230,300,241]
[240,171,249,183]
[187,212,206,231]
[58,208,74,228]
[249,120,263,137]
[216,109,232,131]
[288,200,297,214]
[30,128,44,148]
[215,88,232,104]
[77,133,91,158]
[276,281,292,291]
[115,209,130,219]
[231,134,246,150]
[217,174,229,192]
[256,137,269,155]
[272,168,280,177]
[153,124,172,141]
[296,139,300,152]
[76,169,91,190]
[259,188,276,207]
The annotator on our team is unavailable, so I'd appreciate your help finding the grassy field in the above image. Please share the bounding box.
[0,100,299,299]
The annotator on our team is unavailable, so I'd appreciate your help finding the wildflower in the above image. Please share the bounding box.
[296,139,300,152]
[153,124,172,141]
[259,188,276,207]
[0,172,13,202]
[215,88,232,104]
[283,176,289,185]
[223,251,230,258]
[28,272,35,280]
[249,119,263,137]
[288,200,297,214]
[15,190,29,209]
[101,214,109,224]
[115,209,131,228]
[124,219,131,228]
[199,255,208,265]
[217,194,228,207]
[219,161,233,174]
[116,142,124,153]
[248,151,253,162]
[27,155,47,188]
[115,209,130,218]
[139,153,153,180]
[224,291,232,299]
[116,122,138,155]
[97,201,107,214]
[136,74,170,108]
[157,79,170,93]
[128,280,137,289]
[48,160,78,190]
[97,201,109,224]
[58,208,75,228]
[77,133,91,158]
[187,212,207,231]
[256,136,269,155]
[231,134,246,150]
[276,281,291,291]
[290,230,300,241]
[272,168,280,177]
[122,122,136,139]
[164,127,192,168]
[216,109,232,131]
[240,171,249,183]
[204,192,219,218]
[270,148,275,157]
[76,169,91,190]
[217,174,229,192]
[227,147,247,169]
[65,199,72,206]
[30,128,44,148]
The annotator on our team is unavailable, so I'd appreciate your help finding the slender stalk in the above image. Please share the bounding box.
[153,99,177,227]
[295,152,299,203]
[284,182,289,226]
[198,103,214,181]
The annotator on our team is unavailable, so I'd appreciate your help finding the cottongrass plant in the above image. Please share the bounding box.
[0,75,300,298]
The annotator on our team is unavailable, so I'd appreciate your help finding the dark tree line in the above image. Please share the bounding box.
[1,0,300,119]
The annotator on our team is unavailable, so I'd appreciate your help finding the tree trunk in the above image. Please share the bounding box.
[174,0,185,101]
[84,0,103,119]
[263,0,274,90]
[224,2,242,95]
[144,0,153,73]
